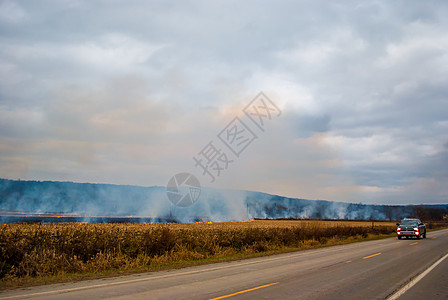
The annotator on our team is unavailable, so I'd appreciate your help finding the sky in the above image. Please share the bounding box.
[0,0,447,205]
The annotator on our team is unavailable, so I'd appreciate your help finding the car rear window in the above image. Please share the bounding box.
[400,220,418,225]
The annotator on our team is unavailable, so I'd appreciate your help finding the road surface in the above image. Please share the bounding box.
[1,228,447,300]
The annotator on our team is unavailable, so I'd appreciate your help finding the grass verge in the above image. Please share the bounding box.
[1,220,446,290]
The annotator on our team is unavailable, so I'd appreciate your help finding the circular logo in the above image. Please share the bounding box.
[166,173,201,207]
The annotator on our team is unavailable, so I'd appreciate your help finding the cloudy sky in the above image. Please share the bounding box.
[1,0,447,205]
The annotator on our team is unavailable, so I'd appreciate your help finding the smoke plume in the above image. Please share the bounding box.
[1,179,444,223]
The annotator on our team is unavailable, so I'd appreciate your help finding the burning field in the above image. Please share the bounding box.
[1,178,435,223]
[0,210,176,224]
[1,220,398,286]
[1,179,447,287]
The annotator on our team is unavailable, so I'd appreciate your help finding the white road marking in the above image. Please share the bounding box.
[386,252,448,300]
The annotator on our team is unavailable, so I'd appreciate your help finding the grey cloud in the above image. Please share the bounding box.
[1,1,447,204]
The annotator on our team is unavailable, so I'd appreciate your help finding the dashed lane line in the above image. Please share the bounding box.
[208,282,279,300]
[362,252,382,259]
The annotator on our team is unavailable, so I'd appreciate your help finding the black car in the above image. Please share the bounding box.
[396,218,426,239]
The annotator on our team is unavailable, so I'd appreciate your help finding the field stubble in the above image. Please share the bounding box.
[0,220,444,288]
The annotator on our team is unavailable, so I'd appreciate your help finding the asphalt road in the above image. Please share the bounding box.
[389,247,448,300]
[2,228,448,300]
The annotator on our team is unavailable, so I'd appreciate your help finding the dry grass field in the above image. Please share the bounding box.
[0,219,444,287]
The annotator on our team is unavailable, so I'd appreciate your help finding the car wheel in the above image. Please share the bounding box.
[423,233,426,239]
[398,236,402,240]
[416,235,420,240]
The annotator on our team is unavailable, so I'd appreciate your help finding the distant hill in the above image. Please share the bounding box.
[0,178,446,222]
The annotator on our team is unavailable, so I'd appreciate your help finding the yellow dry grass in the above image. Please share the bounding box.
[0,220,399,287]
